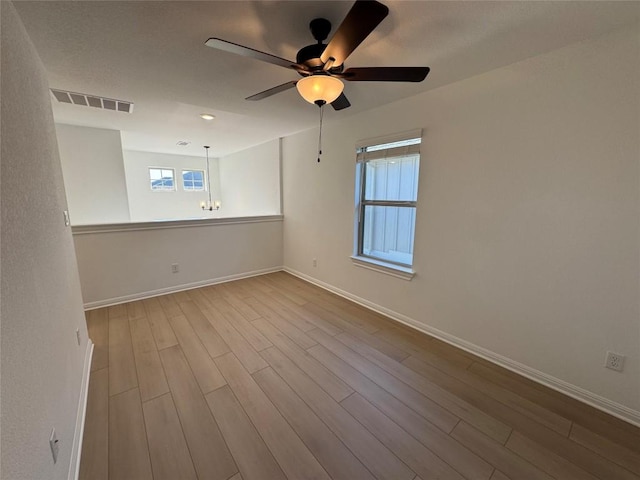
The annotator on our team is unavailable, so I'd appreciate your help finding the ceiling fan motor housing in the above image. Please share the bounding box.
[296,43,326,69]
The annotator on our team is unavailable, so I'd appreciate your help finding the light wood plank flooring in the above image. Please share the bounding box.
[81,272,640,480]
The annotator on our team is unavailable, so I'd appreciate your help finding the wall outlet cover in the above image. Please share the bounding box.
[605,351,625,372]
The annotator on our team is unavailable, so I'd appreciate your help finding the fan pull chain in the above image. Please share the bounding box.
[317,103,324,163]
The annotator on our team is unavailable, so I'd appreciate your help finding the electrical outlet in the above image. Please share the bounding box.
[312,258,317,267]
[76,329,81,346]
[49,428,59,464]
[605,351,625,372]
[171,263,179,274]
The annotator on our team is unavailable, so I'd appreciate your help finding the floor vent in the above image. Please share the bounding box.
[50,89,134,113]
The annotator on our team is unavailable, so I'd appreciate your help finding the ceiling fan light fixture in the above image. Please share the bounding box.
[296,75,344,106]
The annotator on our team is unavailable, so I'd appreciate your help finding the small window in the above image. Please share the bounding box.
[355,132,421,269]
[182,170,205,191]
[149,168,175,191]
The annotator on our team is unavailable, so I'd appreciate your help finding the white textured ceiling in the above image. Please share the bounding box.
[13,1,640,157]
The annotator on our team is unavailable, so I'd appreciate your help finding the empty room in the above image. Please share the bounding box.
[2,1,639,480]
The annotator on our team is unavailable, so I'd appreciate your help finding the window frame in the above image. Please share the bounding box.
[181,169,206,192]
[354,131,421,276]
[148,167,176,192]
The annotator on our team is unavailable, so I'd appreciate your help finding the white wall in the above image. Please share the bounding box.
[1,3,91,479]
[282,27,640,417]
[219,139,281,217]
[123,150,223,222]
[73,218,283,306]
[56,124,131,225]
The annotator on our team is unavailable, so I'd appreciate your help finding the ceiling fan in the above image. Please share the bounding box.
[205,0,430,111]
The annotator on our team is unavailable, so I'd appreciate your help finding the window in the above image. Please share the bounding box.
[355,132,421,271]
[182,170,205,191]
[149,168,175,191]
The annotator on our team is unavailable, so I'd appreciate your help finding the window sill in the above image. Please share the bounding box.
[350,256,415,281]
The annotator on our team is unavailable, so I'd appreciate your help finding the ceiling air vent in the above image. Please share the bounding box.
[50,89,134,113]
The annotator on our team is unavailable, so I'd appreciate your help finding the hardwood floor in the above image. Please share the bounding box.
[80,272,640,480]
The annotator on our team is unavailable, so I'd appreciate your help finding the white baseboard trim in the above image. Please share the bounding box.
[83,266,284,310]
[68,340,94,480]
[284,267,640,428]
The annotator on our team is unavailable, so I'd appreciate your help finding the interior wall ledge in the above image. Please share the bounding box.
[71,214,283,235]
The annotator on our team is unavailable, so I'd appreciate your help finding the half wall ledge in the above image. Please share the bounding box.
[71,214,284,235]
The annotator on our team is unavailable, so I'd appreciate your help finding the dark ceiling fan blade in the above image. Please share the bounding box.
[320,0,389,67]
[245,81,298,101]
[205,38,309,73]
[331,93,351,111]
[342,67,430,82]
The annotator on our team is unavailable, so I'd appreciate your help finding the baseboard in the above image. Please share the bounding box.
[68,340,94,480]
[83,266,284,310]
[283,267,640,428]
